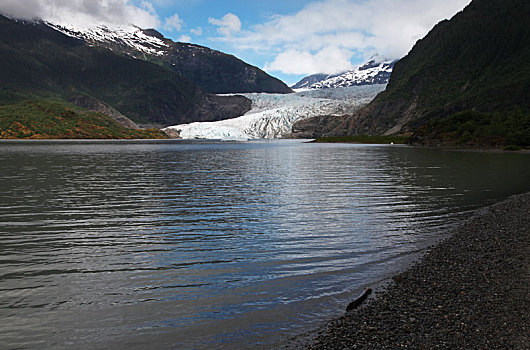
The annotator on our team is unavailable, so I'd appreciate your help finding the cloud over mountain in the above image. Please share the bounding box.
[208,13,241,37]
[0,0,160,28]
[0,0,472,80]
[213,0,471,75]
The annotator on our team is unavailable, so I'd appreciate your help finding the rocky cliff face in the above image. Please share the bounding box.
[287,115,348,139]
[295,0,530,138]
[68,95,140,129]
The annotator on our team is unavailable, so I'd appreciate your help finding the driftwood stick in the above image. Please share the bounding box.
[346,288,372,312]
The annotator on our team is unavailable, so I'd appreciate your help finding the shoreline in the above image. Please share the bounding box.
[309,139,530,153]
[288,192,529,349]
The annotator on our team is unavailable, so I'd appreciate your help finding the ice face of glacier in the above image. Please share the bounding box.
[163,85,387,140]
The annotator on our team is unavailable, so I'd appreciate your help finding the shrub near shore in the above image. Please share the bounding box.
[0,100,168,139]
[409,110,530,149]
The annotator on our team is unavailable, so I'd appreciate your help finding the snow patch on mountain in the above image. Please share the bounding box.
[292,57,396,90]
[291,73,330,90]
[163,85,386,140]
[46,22,168,56]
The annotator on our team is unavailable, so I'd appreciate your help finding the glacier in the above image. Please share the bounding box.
[163,85,386,140]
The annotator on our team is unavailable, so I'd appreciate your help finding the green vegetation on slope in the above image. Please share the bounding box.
[312,0,530,148]
[378,0,530,123]
[0,100,167,139]
[409,110,530,148]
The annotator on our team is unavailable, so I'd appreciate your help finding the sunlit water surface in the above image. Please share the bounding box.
[1,140,529,349]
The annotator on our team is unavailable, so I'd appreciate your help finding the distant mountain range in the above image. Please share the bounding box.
[291,0,530,147]
[291,74,331,90]
[292,57,396,90]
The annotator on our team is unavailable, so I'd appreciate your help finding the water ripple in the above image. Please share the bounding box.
[1,140,529,349]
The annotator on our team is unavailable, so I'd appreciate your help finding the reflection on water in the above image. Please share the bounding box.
[1,140,529,349]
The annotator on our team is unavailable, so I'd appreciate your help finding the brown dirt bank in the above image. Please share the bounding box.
[288,192,529,349]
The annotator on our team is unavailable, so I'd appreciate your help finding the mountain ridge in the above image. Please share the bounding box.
[0,15,251,128]
[46,21,292,94]
[292,0,530,147]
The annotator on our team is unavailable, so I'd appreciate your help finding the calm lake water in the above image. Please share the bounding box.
[1,140,529,349]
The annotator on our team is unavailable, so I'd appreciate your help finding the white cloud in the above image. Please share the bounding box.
[190,27,203,36]
[208,13,241,37]
[0,0,473,78]
[164,13,183,32]
[213,0,471,75]
[150,0,197,6]
[264,47,354,75]
[178,34,191,42]
[139,1,156,14]
[0,0,160,29]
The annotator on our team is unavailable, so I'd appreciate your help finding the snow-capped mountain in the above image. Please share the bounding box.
[46,22,169,56]
[163,85,386,140]
[291,73,330,89]
[292,57,397,90]
[44,21,291,94]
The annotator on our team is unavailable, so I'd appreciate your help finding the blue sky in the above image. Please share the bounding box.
[1,0,471,86]
[148,0,308,68]
[149,0,313,82]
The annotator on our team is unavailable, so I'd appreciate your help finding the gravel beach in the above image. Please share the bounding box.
[293,192,529,349]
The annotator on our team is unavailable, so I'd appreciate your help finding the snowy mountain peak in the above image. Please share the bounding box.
[290,73,331,90]
[292,57,397,90]
[45,22,169,56]
[366,53,389,65]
